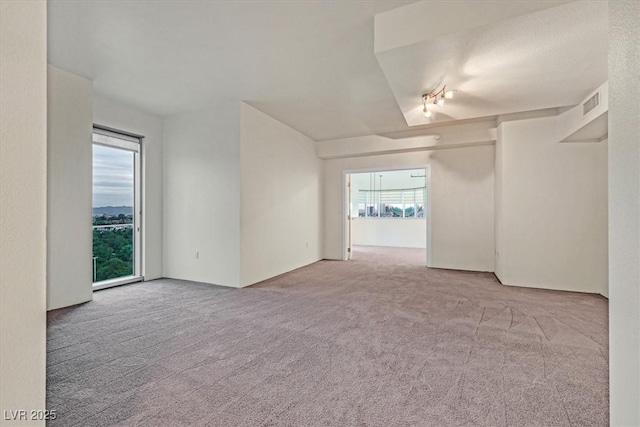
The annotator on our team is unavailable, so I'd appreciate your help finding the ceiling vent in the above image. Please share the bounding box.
[559,81,608,143]
[583,92,600,116]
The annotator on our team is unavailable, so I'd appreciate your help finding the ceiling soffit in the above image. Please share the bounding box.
[374,1,608,127]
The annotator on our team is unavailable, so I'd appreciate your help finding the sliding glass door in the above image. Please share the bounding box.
[92,128,142,288]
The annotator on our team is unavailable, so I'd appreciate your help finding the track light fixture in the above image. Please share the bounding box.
[422,85,457,118]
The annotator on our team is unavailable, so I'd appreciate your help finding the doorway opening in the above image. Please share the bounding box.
[344,167,431,266]
[92,127,143,290]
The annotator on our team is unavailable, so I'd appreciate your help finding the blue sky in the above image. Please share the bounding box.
[92,145,133,208]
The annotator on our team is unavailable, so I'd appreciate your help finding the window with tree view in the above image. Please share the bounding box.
[92,129,141,284]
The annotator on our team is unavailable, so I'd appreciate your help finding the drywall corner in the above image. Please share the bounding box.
[162,106,241,287]
[495,115,608,294]
[239,102,322,286]
[47,65,94,310]
[608,1,640,424]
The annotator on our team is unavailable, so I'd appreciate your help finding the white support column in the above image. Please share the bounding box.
[0,1,47,423]
[609,1,640,425]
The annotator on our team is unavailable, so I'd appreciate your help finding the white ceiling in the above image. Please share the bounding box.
[351,168,426,191]
[48,1,607,141]
[375,1,608,127]
[48,0,415,141]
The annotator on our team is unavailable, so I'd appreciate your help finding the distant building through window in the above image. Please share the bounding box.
[350,169,426,219]
[358,186,425,218]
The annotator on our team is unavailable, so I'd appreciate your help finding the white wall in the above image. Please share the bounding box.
[0,1,47,423]
[608,1,640,424]
[47,66,94,310]
[93,95,164,280]
[495,115,608,295]
[163,107,241,287]
[239,103,322,286]
[352,218,426,249]
[324,145,495,272]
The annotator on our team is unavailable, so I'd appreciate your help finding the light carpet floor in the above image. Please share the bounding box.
[47,246,608,426]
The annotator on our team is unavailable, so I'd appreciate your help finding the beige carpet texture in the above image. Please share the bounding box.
[47,246,609,426]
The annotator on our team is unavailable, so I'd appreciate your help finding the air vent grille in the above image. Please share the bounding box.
[583,92,600,116]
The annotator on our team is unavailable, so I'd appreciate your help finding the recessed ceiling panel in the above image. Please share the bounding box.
[375,1,608,127]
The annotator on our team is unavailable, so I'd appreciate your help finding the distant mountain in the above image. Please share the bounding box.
[92,206,133,216]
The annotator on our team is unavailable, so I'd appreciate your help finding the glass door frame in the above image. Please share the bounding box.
[92,125,143,290]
